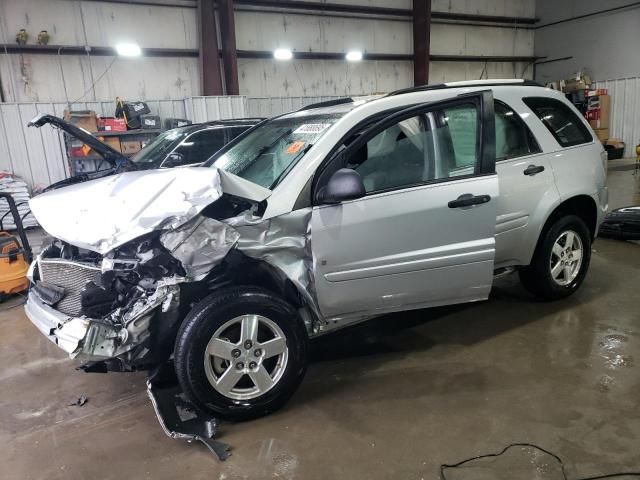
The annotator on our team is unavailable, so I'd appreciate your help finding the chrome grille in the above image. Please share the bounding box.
[38,259,101,316]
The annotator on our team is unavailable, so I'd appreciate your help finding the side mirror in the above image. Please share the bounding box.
[317,168,366,204]
[163,152,185,168]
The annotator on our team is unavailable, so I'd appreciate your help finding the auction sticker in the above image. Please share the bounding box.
[286,141,306,154]
[293,124,331,134]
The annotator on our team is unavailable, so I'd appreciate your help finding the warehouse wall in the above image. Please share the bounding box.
[235,0,536,96]
[0,0,200,102]
[535,1,640,83]
[1,0,536,102]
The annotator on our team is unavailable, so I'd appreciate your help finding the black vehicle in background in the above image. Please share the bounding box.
[28,114,264,190]
[130,118,263,169]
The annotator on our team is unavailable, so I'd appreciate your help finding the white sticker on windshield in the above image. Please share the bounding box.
[293,124,331,135]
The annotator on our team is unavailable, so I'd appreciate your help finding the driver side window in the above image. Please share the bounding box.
[345,103,480,193]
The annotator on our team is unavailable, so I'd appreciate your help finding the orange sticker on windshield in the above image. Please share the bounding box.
[286,141,306,154]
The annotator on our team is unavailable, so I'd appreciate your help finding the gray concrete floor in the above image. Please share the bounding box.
[1,159,639,480]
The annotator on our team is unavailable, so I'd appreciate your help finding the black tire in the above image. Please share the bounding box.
[174,286,308,421]
[519,215,591,300]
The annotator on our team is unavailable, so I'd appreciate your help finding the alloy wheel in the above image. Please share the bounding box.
[204,314,289,401]
[549,229,584,286]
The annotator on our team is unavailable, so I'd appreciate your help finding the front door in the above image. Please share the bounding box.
[311,91,499,320]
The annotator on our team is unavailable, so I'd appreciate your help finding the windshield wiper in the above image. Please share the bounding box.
[269,143,314,189]
[255,128,293,158]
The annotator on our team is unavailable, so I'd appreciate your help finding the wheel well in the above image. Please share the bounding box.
[202,250,306,310]
[545,195,598,239]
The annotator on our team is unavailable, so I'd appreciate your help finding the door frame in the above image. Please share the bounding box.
[311,90,496,204]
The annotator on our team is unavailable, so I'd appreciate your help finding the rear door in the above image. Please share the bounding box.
[492,99,558,268]
[310,91,499,320]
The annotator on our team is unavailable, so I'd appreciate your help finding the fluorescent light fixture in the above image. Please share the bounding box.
[345,50,363,62]
[274,48,293,60]
[115,43,141,57]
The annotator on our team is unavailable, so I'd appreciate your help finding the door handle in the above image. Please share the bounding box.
[448,193,491,209]
[524,164,545,176]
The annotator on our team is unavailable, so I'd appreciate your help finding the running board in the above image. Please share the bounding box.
[147,362,231,461]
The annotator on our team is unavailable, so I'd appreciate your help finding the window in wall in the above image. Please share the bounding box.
[523,97,593,147]
[495,101,541,161]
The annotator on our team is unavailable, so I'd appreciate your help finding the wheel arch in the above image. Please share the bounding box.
[522,194,598,268]
[543,194,598,240]
[192,250,317,334]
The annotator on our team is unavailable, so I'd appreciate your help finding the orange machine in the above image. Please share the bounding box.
[0,193,32,300]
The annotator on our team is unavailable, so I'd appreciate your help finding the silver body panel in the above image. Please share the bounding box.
[312,175,499,319]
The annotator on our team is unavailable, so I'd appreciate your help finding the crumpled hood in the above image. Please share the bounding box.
[29,167,270,254]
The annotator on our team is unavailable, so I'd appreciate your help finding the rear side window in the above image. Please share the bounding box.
[523,97,593,147]
[495,101,541,160]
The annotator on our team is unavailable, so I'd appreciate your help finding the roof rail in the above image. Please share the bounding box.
[298,97,354,111]
[387,79,544,97]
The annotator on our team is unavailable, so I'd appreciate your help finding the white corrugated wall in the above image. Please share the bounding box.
[594,78,640,156]
[0,96,247,189]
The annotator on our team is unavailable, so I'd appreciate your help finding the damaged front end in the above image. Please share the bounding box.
[27,234,188,370]
[24,166,317,372]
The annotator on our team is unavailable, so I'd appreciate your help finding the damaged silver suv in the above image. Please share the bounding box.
[26,80,608,420]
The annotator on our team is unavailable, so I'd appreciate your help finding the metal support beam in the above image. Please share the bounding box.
[198,0,224,95]
[413,0,431,86]
[218,0,239,95]
[234,0,538,24]
[0,44,198,57]
[236,50,538,63]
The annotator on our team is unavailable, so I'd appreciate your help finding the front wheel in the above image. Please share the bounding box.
[519,215,591,300]
[174,286,308,421]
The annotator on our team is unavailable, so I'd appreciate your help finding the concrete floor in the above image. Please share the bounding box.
[1,159,639,480]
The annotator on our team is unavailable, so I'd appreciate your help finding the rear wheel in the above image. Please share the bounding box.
[174,286,308,421]
[519,215,591,300]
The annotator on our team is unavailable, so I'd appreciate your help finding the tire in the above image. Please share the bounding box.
[519,215,591,300]
[174,286,308,421]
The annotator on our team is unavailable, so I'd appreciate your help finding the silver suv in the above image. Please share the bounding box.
[26,80,608,420]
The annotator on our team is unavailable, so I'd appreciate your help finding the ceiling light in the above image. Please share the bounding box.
[346,50,363,62]
[274,48,293,60]
[115,43,141,57]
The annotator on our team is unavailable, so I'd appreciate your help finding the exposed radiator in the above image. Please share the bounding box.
[38,259,101,316]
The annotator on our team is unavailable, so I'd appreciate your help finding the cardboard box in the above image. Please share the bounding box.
[120,140,142,155]
[586,95,610,129]
[598,95,610,129]
[587,88,608,97]
[97,136,122,153]
[594,128,609,142]
[63,110,98,133]
[606,138,625,149]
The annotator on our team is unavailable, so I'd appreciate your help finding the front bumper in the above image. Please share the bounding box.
[25,290,121,358]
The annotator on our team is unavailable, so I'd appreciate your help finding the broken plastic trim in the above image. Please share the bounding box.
[147,363,231,461]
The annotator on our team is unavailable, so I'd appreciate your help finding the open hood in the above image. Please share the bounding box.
[29,167,271,254]
[29,113,132,167]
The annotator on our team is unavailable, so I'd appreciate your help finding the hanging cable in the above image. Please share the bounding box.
[68,56,117,105]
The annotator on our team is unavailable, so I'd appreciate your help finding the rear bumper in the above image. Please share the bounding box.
[594,186,609,234]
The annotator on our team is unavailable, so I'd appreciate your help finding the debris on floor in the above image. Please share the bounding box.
[147,362,231,461]
[68,395,88,407]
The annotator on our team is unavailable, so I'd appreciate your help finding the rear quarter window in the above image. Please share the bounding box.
[523,97,593,148]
